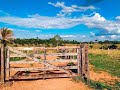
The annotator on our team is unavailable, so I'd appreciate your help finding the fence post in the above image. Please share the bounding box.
[77,45,82,76]
[0,44,5,83]
[82,46,85,77]
[84,44,90,80]
[43,47,46,79]
[6,48,10,81]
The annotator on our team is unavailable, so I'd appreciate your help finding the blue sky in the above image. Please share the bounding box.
[0,0,120,41]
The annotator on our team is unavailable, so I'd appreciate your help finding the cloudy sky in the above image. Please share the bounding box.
[0,0,120,41]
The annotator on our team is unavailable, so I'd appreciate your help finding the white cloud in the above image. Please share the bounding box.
[60,35,76,38]
[110,35,117,39]
[82,35,86,38]
[0,13,120,35]
[96,35,120,41]
[48,2,95,16]
[90,32,95,36]
[81,13,120,34]
[35,30,41,32]
[116,16,120,20]
[0,14,81,29]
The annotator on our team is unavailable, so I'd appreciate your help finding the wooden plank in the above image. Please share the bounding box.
[11,47,45,50]
[6,48,10,81]
[84,44,90,79]
[11,46,80,51]
[77,46,82,76]
[10,66,77,71]
[10,59,77,64]
[77,48,80,75]
[10,73,77,80]
[10,53,77,57]
[0,44,5,83]
[81,46,85,76]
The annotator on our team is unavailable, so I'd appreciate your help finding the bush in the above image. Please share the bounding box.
[67,62,75,66]
[89,45,93,49]
[100,44,118,49]
[108,44,118,49]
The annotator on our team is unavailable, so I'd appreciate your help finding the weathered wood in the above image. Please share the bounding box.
[10,53,77,57]
[0,44,5,83]
[77,48,80,75]
[10,66,77,71]
[43,47,46,79]
[81,47,85,76]
[10,73,77,80]
[8,46,75,76]
[10,59,77,64]
[11,47,79,50]
[84,44,90,79]
[6,48,10,81]
[7,45,89,80]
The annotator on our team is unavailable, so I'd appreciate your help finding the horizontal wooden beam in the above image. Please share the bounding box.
[10,66,77,71]
[10,73,77,80]
[10,59,77,64]
[10,53,77,57]
[10,46,79,50]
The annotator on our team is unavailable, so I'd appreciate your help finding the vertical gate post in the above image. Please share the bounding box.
[77,45,82,76]
[0,44,5,83]
[6,48,10,81]
[77,48,80,75]
[77,44,89,79]
[84,44,90,80]
[43,47,46,79]
[82,45,85,77]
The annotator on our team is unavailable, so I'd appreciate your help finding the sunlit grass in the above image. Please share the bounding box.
[89,53,120,78]
[89,49,120,59]
[72,76,120,90]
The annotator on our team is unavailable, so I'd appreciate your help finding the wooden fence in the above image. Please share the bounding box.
[0,44,89,83]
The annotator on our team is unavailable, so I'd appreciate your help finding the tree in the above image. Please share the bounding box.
[0,27,14,46]
[50,34,63,47]
[0,27,13,83]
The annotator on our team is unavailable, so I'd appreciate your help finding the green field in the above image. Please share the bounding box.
[89,53,120,77]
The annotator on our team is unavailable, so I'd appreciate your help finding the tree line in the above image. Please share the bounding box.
[13,38,120,46]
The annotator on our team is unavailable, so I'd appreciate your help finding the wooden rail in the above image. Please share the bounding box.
[11,46,79,50]
[10,53,77,57]
[10,73,76,80]
[10,66,77,71]
[0,44,89,82]
[10,59,77,64]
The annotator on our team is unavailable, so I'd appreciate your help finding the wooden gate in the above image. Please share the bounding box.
[0,44,89,82]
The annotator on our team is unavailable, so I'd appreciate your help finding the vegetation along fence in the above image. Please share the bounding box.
[0,44,89,83]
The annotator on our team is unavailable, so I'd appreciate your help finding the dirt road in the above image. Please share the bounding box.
[1,78,90,90]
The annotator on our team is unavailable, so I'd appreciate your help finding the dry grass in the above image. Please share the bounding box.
[89,49,120,59]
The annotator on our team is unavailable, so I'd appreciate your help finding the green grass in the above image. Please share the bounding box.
[10,57,26,61]
[89,54,120,78]
[72,76,113,90]
[72,76,120,90]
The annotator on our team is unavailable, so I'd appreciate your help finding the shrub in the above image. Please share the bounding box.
[100,44,118,49]
[67,62,75,66]
[89,45,93,49]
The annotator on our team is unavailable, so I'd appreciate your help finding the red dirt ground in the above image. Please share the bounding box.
[1,78,90,90]
[1,56,120,90]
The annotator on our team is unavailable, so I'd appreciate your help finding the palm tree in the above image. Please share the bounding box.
[0,27,13,83]
[0,27,13,46]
